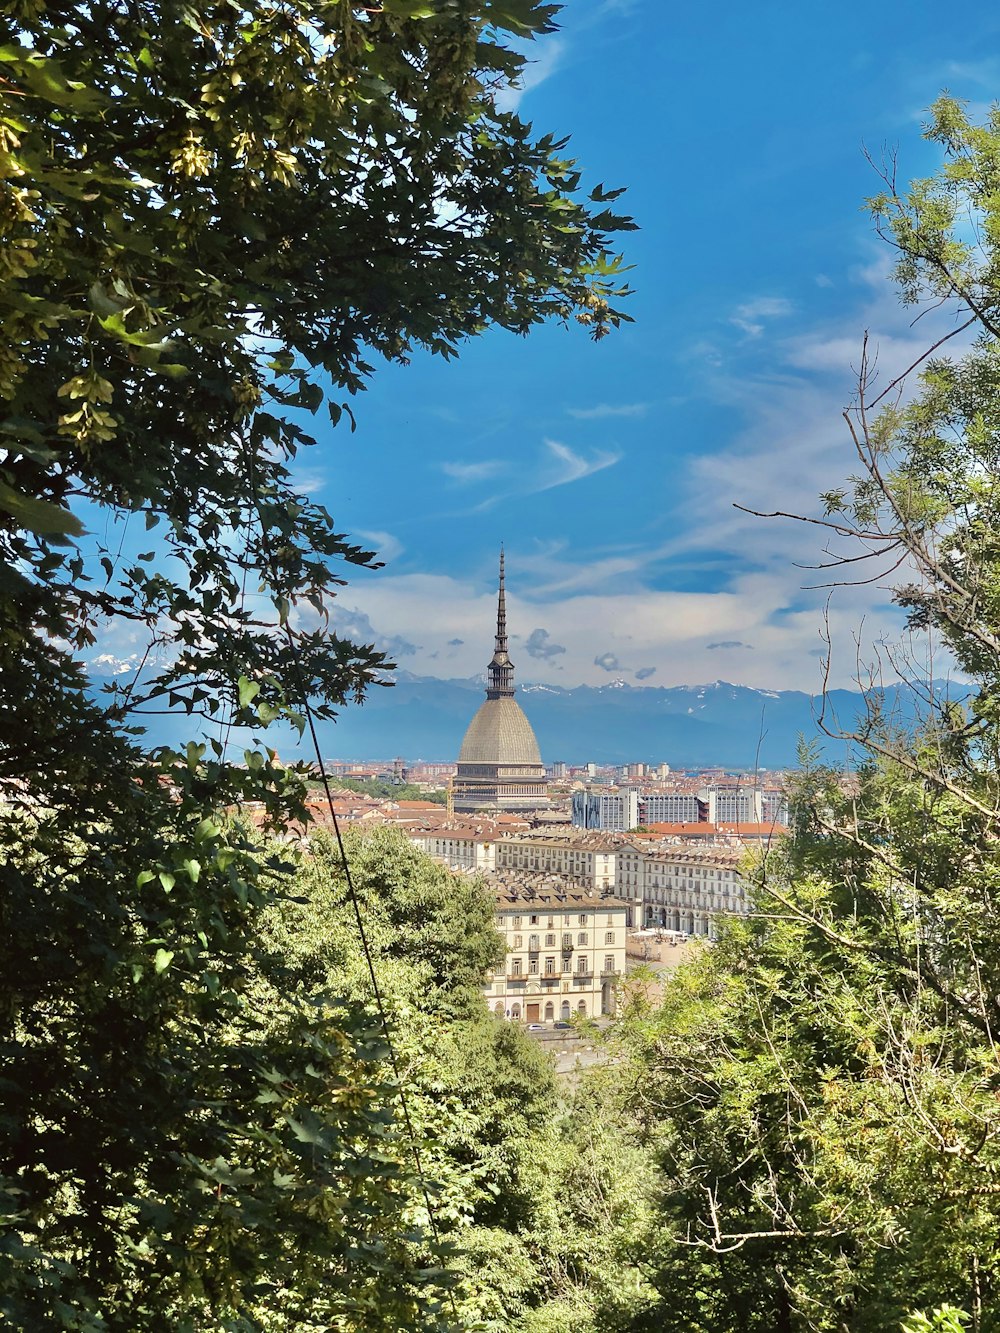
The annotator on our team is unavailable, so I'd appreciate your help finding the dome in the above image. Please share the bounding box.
[458,696,542,767]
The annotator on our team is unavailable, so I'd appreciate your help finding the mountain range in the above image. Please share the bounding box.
[89,663,962,770]
[306,672,955,770]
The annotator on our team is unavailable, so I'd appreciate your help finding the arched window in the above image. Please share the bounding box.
[577,1000,587,1015]
[561,1001,571,1020]
[511,1004,521,1019]
[494,1002,504,1015]
[544,1002,554,1021]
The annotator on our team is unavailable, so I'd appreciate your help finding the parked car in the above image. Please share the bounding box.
[553,1021,572,1029]
[526,1022,546,1031]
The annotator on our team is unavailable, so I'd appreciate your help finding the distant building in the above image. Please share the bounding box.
[615,843,748,938]
[572,787,640,832]
[496,829,618,891]
[762,788,789,825]
[452,550,549,813]
[408,827,498,874]
[641,792,701,824]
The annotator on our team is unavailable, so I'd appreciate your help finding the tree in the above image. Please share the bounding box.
[0,2,633,1325]
[607,98,1000,1332]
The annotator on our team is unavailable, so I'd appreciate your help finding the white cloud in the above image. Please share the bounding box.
[731,295,793,337]
[567,402,648,420]
[330,568,859,691]
[494,38,566,114]
[535,438,621,491]
[441,458,508,484]
[469,437,621,512]
[355,529,404,563]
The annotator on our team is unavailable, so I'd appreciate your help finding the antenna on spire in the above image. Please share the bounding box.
[486,545,514,698]
[496,544,507,654]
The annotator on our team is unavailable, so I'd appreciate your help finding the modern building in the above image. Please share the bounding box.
[453,550,549,813]
[485,885,627,1022]
[571,787,640,832]
[641,792,701,824]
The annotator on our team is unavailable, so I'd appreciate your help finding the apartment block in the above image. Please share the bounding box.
[485,886,628,1022]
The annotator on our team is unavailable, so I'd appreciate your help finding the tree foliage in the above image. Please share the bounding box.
[0,1,633,1325]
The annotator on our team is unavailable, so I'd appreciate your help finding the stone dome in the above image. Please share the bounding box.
[458,696,542,767]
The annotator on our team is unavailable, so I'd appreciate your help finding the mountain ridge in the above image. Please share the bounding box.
[87,662,965,769]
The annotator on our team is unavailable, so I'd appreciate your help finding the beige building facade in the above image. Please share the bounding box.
[616,843,747,937]
[407,828,497,874]
[485,888,627,1022]
[494,830,618,891]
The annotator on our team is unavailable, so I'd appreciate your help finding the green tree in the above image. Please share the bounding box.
[0,2,632,1325]
[607,98,1000,1333]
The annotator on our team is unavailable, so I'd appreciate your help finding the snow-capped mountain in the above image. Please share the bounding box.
[88,660,964,769]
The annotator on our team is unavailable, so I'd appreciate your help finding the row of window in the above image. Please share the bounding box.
[510,913,618,928]
[496,1000,589,1020]
[509,956,616,975]
[511,930,617,949]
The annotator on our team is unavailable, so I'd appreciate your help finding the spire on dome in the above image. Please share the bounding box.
[486,545,515,699]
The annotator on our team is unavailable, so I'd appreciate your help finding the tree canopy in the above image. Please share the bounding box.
[0,2,633,1326]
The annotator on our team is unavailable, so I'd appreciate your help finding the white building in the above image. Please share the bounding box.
[641,792,701,823]
[615,844,748,938]
[407,828,496,873]
[571,788,640,832]
[485,887,628,1022]
[495,830,619,890]
[700,786,762,823]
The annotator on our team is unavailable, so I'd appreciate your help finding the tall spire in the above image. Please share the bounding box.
[486,545,515,699]
[496,545,507,654]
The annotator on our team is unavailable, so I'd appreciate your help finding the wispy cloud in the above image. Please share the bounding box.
[567,402,648,420]
[468,438,622,513]
[707,640,753,650]
[594,651,620,672]
[535,438,621,491]
[355,529,403,563]
[441,458,508,484]
[731,295,793,337]
[495,38,566,114]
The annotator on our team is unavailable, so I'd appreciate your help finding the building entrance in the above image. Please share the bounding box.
[526,1003,540,1022]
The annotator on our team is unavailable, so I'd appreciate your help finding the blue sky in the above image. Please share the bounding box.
[94,2,1000,698]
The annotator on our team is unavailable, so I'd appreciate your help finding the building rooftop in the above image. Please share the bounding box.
[457,695,543,766]
[491,879,627,912]
[498,828,625,851]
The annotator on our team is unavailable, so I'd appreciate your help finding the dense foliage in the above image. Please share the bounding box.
[0,1,633,1326]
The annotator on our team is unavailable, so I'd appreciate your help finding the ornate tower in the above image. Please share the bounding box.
[453,549,549,813]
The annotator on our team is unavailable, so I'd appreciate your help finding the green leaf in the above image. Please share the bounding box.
[0,481,84,538]
[153,948,174,974]
[238,676,261,709]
